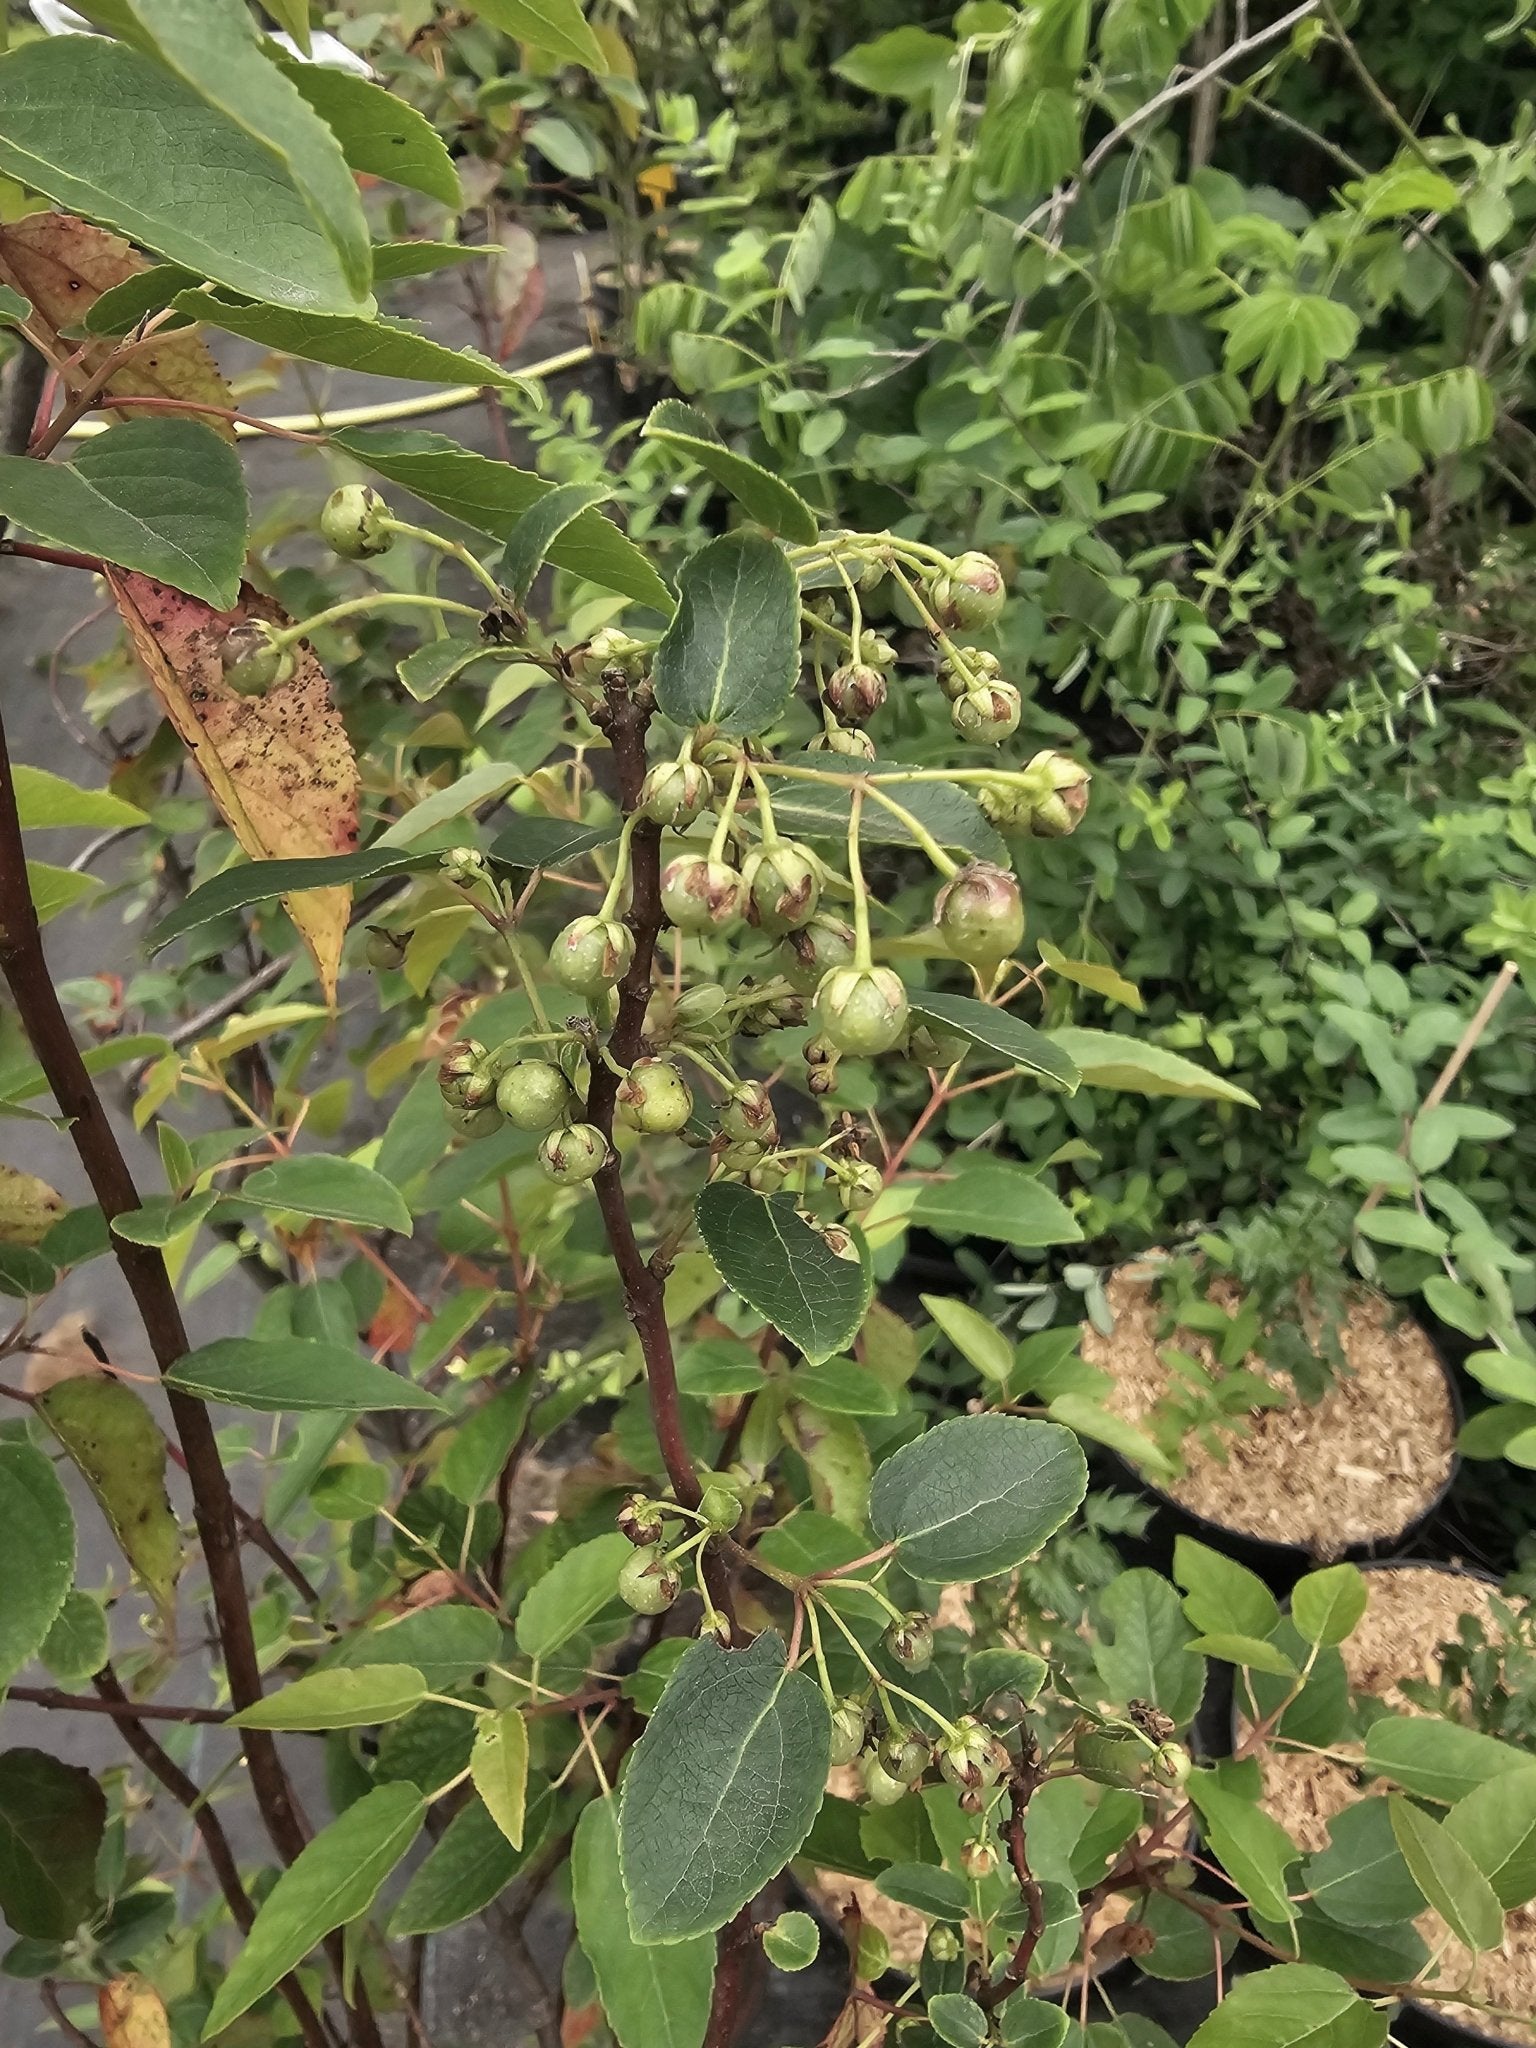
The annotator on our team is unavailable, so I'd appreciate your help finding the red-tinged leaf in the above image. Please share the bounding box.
[0,213,234,435]
[106,570,360,999]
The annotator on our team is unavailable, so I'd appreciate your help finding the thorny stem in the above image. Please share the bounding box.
[582,669,738,1634]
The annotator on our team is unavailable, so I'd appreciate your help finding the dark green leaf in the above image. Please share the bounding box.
[466,0,607,69]
[489,817,618,870]
[0,419,246,609]
[0,1750,105,1941]
[148,847,432,952]
[37,1377,178,1625]
[83,263,199,336]
[1187,1964,1385,2048]
[164,1337,444,1414]
[868,1415,1087,1582]
[232,1666,427,1731]
[0,1442,74,1689]
[241,1156,413,1236]
[1187,1764,1297,1924]
[964,1648,1047,1706]
[127,0,371,299]
[575,1799,715,2048]
[0,38,364,312]
[515,1533,634,1660]
[696,1184,872,1366]
[642,401,819,542]
[1092,1569,1204,1727]
[876,1863,969,1920]
[274,59,461,207]
[618,1631,831,1942]
[1046,1029,1257,1107]
[929,1993,989,2048]
[653,533,801,737]
[1301,1797,1425,1930]
[908,994,1079,1090]
[767,768,1006,863]
[911,1160,1083,1248]
[391,1782,554,1937]
[332,1605,503,1691]
[439,1381,534,1505]
[501,482,614,604]
[398,638,495,701]
[1388,1795,1503,1952]
[1250,1903,1428,1982]
[330,430,675,613]
[204,1785,425,2034]
[176,291,520,390]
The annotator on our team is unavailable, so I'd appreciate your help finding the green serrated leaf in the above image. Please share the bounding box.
[466,0,606,69]
[0,1750,105,1941]
[0,419,246,609]
[1290,1564,1368,1648]
[13,767,148,831]
[575,1799,715,2048]
[515,1532,632,1660]
[274,58,461,207]
[165,1337,445,1415]
[390,1782,554,1937]
[203,1785,425,2034]
[241,1155,413,1236]
[868,1414,1087,1582]
[696,1184,872,1365]
[618,1631,830,1943]
[909,993,1079,1089]
[501,481,614,604]
[0,38,363,312]
[653,533,801,737]
[0,1444,75,1689]
[1445,1767,1536,1908]
[176,292,520,390]
[642,401,819,542]
[1301,1797,1425,1930]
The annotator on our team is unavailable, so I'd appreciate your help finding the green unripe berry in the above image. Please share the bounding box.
[808,725,876,759]
[926,1926,962,1964]
[538,1121,608,1185]
[860,1752,909,1807]
[698,1481,742,1532]
[697,1610,732,1647]
[934,861,1025,972]
[660,854,745,934]
[571,625,643,683]
[438,1039,493,1111]
[828,1697,867,1767]
[363,926,409,972]
[219,620,292,697]
[716,1138,769,1177]
[495,1060,572,1131]
[878,1731,928,1785]
[617,1544,680,1614]
[885,1614,933,1672]
[816,966,910,1058]
[838,1160,883,1214]
[742,841,821,935]
[1151,1741,1192,1787]
[931,551,1005,630]
[746,1152,792,1194]
[824,662,887,726]
[550,915,634,995]
[321,483,392,560]
[444,1100,504,1140]
[719,1081,777,1147]
[936,1717,1005,1793]
[640,757,710,828]
[617,1058,693,1136]
[936,646,1001,701]
[952,680,1022,745]
[782,914,857,995]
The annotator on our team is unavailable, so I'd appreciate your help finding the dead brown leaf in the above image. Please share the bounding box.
[0,213,234,436]
[100,1974,172,2048]
[106,570,361,1000]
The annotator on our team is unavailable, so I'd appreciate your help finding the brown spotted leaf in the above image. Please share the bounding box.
[0,1165,65,1247]
[0,213,234,436]
[106,570,360,998]
[100,1975,172,2048]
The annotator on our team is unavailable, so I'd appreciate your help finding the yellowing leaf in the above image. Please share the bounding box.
[0,1164,64,1247]
[99,1974,171,2048]
[38,1375,181,1625]
[471,1706,529,1850]
[0,213,234,435]
[107,571,360,1000]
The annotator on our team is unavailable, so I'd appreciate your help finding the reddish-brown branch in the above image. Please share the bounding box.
[0,539,107,573]
[12,1684,229,1725]
[974,1760,1047,2013]
[583,674,738,1632]
[702,1904,758,2048]
[91,1670,335,2048]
